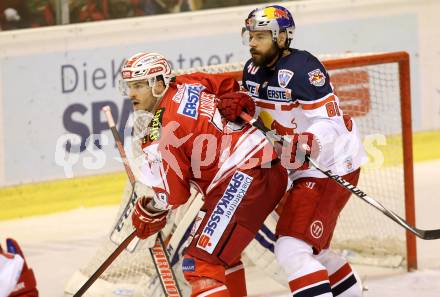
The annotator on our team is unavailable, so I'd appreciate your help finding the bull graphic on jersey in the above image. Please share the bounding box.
[259,111,296,136]
[308,69,326,87]
[278,69,293,88]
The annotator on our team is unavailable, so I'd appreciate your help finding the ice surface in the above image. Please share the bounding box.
[1,161,439,296]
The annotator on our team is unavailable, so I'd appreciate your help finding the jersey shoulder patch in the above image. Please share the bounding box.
[307,68,326,87]
[277,69,294,88]
[283,49,332,102]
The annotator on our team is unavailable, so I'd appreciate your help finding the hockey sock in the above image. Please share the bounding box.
[315,249,362,297]
[275,236,332,297]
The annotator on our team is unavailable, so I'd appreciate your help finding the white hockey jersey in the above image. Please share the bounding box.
[242,49,366,180]
[0,252,23,297]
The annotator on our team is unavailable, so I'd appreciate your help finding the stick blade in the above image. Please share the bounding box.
[420,229,440,240]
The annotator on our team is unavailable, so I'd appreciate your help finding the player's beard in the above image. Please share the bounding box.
[251,43,281,67]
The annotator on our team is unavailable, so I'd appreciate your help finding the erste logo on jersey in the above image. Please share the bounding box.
[177,84,205,119]
[278,69,293,88]
[308,69,326,87]
[245,80,260,97]
[196,171,253,254]
[267,86,292,102]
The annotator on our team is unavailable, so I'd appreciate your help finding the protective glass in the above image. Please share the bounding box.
[119,79,153,96]
[241,27,250,46]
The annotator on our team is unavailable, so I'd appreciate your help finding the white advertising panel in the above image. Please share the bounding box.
[0,0,438,185]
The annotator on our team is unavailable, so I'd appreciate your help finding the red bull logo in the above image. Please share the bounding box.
[264,7,289,20]
[308,69,326,87]
[274,8,289,19]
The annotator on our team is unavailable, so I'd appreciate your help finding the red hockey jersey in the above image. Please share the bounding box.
[139,73,277,210]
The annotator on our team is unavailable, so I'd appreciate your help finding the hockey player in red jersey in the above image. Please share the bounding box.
[121,52,288,297]
[218,5,366,297]
[0,238,38,297]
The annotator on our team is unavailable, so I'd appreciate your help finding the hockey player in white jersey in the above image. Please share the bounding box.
[218,4,366,297]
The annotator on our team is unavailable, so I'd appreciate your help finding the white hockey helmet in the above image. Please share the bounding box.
[120,52,173,97]
[242,5,295,47]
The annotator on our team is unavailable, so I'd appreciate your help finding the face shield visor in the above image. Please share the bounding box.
[118,77,156,97]
[241,16,260,46]
[241,27,251,46]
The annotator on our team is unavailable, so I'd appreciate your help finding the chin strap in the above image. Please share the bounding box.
[152,83,169,98]
[150,83,170,113]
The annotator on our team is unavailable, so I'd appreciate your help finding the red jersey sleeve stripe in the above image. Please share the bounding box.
[300,95,335,110]
[255,101,300,111]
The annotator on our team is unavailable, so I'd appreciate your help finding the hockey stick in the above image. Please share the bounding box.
[104,106,140,251]
[148,191,204,292]
[103,106,182,296]
[72,107,182,297]
[240,111,440,240]
[72,230,137,297]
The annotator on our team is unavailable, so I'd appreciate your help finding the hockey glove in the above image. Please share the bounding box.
[280,132,321,170]
[218,92,256,122]
[132,196,168,239]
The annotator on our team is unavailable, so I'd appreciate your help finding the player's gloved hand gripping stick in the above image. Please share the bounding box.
[240,111,440,240]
